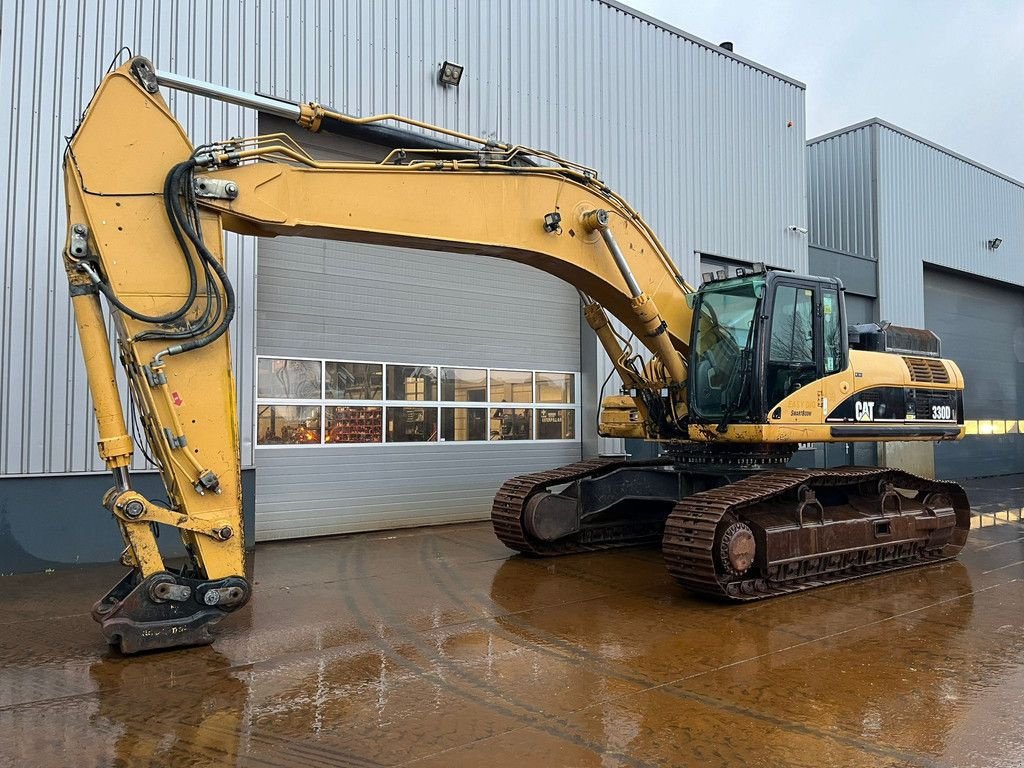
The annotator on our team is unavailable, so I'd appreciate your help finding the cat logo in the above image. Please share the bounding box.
[855,401,875,422]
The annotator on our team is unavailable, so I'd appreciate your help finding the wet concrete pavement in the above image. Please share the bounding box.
[2,478,1024,767]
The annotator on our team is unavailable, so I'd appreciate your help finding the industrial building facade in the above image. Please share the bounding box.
[808,119,1024,479]
[1,0,807,570]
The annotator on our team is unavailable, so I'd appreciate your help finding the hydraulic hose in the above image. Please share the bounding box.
[154,158,235,361]
[88,162,200,325]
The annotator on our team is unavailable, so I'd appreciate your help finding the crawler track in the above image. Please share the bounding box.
[662,466,971,600]
[491,457,673,554]
[492,460,971,601]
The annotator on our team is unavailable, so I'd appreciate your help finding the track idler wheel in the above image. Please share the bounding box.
[718,521,756,576]
[91,569,251,654]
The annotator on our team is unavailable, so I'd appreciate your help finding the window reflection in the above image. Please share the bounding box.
[387,365,437,401]
[440,368,487,402]
[257,405,321,444]
[257,358,580,447]
[489,408,532,440]
[489,370,533,403]
[257,359,321,399]
[536,372,574,403]
[387,407,438,442]
[536,409,575,440]
[325,361,383,400]
[441,408,488,441]
[769,286,814,363]
[823,289,843,374]
[325,406,382,443]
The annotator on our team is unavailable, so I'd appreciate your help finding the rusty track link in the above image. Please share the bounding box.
[662,466,971,601]
[491,457,673,555]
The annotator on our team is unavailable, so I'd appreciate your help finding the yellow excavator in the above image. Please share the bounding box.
[63,57,970,653]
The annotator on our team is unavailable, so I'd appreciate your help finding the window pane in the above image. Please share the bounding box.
[489,407,532,440]
[258,358,321,399]
[440,368,487,402]
[387,406,438,442]
[690,281,762,419]
[536,372,575,403]
[257,405,321,445]
[440,407,488,441]
[490,370,533,403]
[325,361,382,400]
[769,285,815,363]
[325,406,382,444]
[823,290,843,374]
[387,365,437,401]
[537,409,575,439]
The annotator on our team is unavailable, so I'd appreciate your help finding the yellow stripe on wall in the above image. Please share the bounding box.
[962,420,1024,436]
[972,508,1024,528]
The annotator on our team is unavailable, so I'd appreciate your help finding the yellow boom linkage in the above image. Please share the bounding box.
[64,58,696,652]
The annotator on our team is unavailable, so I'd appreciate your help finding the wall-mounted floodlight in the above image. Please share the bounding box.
[438,61,464,87]
[988,238,1003,250]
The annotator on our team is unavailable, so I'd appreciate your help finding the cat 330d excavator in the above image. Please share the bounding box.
[63,57,970,653]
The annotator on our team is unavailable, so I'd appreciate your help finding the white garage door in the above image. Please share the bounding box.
[253,119,583,541]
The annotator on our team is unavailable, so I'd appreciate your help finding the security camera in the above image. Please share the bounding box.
[788,225,808,235]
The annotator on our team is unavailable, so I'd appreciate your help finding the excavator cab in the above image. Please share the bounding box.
[689,267,846,426]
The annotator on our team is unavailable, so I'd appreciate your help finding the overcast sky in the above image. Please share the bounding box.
[627,1,1024,180]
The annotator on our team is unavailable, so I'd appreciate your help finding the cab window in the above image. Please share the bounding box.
[690,281,762,419]
[769,286,814,363]
[822,288,843,374]
[765,285,816,407]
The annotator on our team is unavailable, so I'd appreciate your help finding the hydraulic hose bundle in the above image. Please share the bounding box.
[84,156,235,360]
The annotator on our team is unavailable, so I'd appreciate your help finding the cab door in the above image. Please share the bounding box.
[761,277,847,418]
[763,281,819,412]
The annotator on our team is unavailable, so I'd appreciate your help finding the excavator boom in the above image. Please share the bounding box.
[63,57,697,651]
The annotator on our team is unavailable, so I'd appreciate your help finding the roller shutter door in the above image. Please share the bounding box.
[924,268,1024,478]
[253,120,582,541]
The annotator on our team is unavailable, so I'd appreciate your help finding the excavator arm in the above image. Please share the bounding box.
[63,58,699,652]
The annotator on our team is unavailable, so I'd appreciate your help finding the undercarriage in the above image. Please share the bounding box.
[491,451,971,600]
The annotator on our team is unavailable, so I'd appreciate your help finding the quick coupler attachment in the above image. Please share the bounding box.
[91,569,250,654]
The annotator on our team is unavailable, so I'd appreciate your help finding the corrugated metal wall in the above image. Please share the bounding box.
[807,124,876,260]
[256,0,808,281]
[809,119,1024,328]
[876,124,1024,327]
[257,239,582,367]
[2,0,806,483]
[0,0,258,474]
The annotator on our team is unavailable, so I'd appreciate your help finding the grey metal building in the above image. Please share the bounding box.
[808,118,1024,479]
[1,0,807,570]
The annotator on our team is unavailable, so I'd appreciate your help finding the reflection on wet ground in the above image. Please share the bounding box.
[2,478,1024,767]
